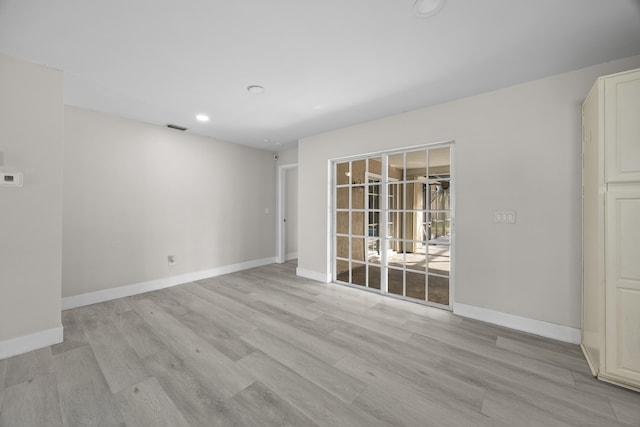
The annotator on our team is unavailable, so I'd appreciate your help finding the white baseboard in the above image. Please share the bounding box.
[0,326,63,360]
[296,267,331,283]
[285,252,298,261]
[453,303,581,344]
[581,343,598,377]
[62,257,277,310]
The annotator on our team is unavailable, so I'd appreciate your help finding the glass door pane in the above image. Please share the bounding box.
[388,268,404,296]
[406,271,426,300]
[334,157,383,292]
[366,159,382,290]
[428,275,449,305]
[426,145,451,306]
[333,144,453,309]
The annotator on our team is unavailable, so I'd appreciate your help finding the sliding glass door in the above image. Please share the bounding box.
[333,143,453,309]
[335,157,382,289]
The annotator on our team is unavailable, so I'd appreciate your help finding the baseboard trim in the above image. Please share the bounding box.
[598,372,640,393]
[581,343,599,377]
[0,326,63,360]
[62,257,277,310]
[453,303,581,344]
[296,268,331,283]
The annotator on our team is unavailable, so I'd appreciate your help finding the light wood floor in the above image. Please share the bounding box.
[1,261,639,426]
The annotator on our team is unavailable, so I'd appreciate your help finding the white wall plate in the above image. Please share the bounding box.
[0,171,23,187]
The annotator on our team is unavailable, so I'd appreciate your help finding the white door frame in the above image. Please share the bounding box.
[276,163,298,264]
[330,141,455,310]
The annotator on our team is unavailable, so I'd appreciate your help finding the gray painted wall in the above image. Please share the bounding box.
[0,54,63,342]
[63,107,277,298]
[298,55,640,329]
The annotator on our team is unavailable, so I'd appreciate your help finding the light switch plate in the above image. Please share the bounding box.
[505,211,516,224]
[0,172,23,187]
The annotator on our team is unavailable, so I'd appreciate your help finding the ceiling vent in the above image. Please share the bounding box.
[166,124,187,131]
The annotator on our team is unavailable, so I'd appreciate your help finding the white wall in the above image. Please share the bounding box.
[0,54,63,354]
[298,55,640,331]
[63,107,276,298]
[276,146,298,165]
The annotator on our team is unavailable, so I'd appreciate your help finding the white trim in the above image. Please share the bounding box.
[327,140,453,163]
[449,144,456,309]
[296,267,331,283]
[329,160,336,284]
[276,163,298,264]
[454,303,581,344]
[581,343,598,377]
[285,252,298,261]
[329,141,455,307]
[0,326,63,360]
[62,257,276,310]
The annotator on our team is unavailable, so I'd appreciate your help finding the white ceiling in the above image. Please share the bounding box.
[1,1,639,151]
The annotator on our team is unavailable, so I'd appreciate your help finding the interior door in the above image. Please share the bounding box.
[333,144,453,309]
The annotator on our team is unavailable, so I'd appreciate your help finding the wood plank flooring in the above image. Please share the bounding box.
[1,261,639,426]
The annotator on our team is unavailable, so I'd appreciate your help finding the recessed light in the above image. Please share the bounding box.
[247,85,265,94]
[413,0,445,18]
[196,114,209,122]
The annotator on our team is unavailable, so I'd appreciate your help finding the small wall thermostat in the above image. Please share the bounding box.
[0,172,23,187]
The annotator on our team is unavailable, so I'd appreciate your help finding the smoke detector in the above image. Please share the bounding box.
[247,85,265,94]
[413,0,445,18]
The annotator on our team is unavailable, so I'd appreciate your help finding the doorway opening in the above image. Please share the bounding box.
[332,143,453,309]
[277,163,298,264]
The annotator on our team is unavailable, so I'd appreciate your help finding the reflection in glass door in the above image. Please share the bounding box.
[333,144,453,309]
[335,158,383,290]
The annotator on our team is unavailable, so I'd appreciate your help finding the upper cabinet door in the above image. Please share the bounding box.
[605,69,640,183]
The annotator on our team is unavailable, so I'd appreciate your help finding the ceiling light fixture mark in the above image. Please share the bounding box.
[247,85,265,94]
[196,114,209,122]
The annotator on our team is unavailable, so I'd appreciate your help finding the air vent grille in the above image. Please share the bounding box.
[166,124,187,131]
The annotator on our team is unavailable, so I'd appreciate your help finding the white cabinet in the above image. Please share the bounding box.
[582,68,640,392]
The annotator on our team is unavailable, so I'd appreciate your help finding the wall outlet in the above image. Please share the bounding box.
[167,255,176,266]
[494,210,516,224]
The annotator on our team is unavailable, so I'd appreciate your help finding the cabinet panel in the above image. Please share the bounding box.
[583,68,640,392]
[605,71,640,182]
[581,84,604,373]
[616,289,640,375]
[608,193,640,288]
[605,189,640,385]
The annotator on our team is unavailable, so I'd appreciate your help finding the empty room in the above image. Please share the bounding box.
[1,1,640,426]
